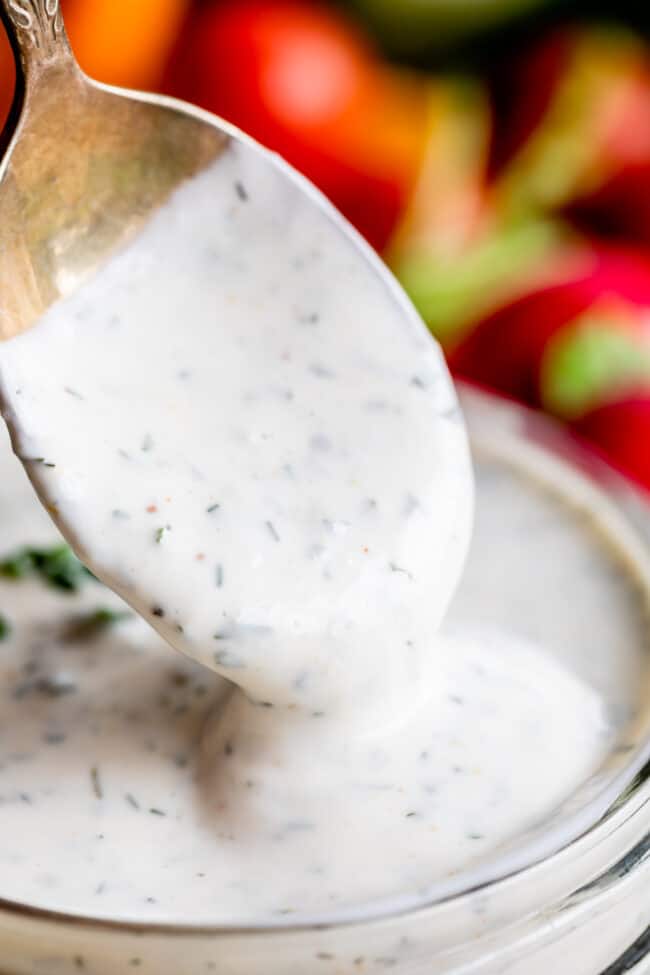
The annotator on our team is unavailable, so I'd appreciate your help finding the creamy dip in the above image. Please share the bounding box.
[0,427,632,924]
[0,140,629,923]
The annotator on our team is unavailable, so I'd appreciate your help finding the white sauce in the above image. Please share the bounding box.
[0,430,629,924]
[0,141,627,923]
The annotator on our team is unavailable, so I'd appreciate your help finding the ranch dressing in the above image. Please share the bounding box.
[0,142,471,724]
[0,426,624,924]
[0,141,615,921]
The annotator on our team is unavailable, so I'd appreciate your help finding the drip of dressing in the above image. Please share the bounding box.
[0,143,471,724]
[0,430,617,923]
[0,142,610,919]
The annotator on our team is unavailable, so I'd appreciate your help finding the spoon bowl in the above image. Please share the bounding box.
[0,0,227,338]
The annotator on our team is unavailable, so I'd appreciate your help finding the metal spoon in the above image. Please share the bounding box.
[0,0,227,338]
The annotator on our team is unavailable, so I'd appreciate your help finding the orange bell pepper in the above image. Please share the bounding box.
[61,0,192,92]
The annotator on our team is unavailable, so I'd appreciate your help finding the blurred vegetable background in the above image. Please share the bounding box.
[1,0,649,488]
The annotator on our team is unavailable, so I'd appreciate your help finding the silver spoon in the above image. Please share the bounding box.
[0,0,227,338]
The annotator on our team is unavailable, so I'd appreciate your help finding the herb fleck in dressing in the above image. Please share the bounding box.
[0,143,619,923]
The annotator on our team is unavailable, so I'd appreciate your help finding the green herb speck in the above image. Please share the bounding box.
[266,520,280,542]
[155,526,170,544]
[90,766,103,800]
[214,649,245,669]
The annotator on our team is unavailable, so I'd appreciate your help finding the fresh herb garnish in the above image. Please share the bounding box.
[0,614,11,640]
[0,548,36,579]
[0,544,95,592]
[63,607,133,642]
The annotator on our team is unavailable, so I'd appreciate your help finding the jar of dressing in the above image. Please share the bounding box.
[0,386,647,975]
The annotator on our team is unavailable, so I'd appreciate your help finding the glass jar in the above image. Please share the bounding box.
[1,386,648,975]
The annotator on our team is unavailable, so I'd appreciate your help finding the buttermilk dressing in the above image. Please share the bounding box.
[0,428,627,923]
[0,141,620,921]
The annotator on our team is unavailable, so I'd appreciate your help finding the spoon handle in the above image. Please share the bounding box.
[0,1,72,84]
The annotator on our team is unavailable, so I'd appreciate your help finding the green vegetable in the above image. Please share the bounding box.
[541,316,650,419]
[393,219,562,345]
[0,614,11,640]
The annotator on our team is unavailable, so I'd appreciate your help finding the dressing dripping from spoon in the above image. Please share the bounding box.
[0,0,473,727]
